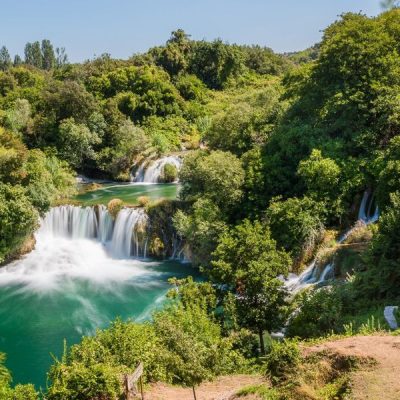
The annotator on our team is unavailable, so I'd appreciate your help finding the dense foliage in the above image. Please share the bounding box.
[1,8,400,397]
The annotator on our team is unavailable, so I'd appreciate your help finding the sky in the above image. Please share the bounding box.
[1,0,382,62]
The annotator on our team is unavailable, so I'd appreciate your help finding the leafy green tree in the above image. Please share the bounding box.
[266,196,325,266]
[57,118,101,168]
[297,150,340,198]
[179,150,245,212]
[173,198,227,266]
[97,119,150,179]
[0,127,28,183]
[175,73,207,101]
[0,46,12,71]
[55,47,68,67]
[5,98,31,134]
[153,305,242,399]
[41,39,56,70]
[297,149,342,220]
[167,276,217,314]
[24,41,43,68]
[287,286,346,338]
[43,80,97,123]
[0,183,38,262]
[13,54,22,66]
[211,219,291,353]
[23,149,75,213]
[189,40,245,89]
[152,29,192,76]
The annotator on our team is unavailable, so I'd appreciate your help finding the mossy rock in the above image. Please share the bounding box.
[107,199,124,219]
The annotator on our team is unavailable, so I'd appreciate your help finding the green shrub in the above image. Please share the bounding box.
[236,384,280,399]
[287,285,352,339]
[160,163,178,183]
[0,183,38,262]
[264,340,300,382]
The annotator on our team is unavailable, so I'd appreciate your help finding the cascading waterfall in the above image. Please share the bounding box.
[98,205,113,244]
[286,190,379,293]
[358,190,379,224]
[133,156,182,183]
[40,205,149,258]
[110,208,148,258]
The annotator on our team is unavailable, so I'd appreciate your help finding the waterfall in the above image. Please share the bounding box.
[98,205,113,244]
[110,208,148,258]
[40,205,98,239]
[358,190,379,224]
[286,189,380,294]
[133,156,182,183]
[40,205,149,259]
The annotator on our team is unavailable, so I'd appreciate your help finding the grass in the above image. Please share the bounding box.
[236,384,280,400]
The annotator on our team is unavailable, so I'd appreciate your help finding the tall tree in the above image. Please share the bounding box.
[0,46,12,71]
[41,39,56,70]
[56,47,68,67]
[381,0,400,9]
[24,41,43,68]
[13,54,22,66]
[211,220,291,353]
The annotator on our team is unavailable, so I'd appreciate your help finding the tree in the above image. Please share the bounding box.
[152,29,192,76]
[5,98,31,134]
[57,118,101,168]
[381,0,400,10]
[179,150,245,212]
[153,305,240,399]
[41,39,56,70]
[13,54,22,66]
[56,47,69,67]
[189,40,245,89]
[266,196,325,266]
[24,41,43,68]
[211,220,291,353]
[173,198,227,266]
[0,46,12,71]
[297,149,342,220]
[0,183,38,262]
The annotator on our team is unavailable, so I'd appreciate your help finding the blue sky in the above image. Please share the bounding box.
[1,0,382,62]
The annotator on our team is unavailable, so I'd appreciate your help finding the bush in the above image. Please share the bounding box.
[0,183,38,262]
[107,198,124,219]
[287,286,346,338]
[160,163,178,183]
[137,195,150,207]
[47,362,125,400]
[264,339,300,382]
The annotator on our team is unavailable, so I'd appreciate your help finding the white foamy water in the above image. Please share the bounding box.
[133,156,182,183]
[0,205,156,292]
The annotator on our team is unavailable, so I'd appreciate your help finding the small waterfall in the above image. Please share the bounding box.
[40,206,98,239]
[358,190,379,224]
[286,189,380,294]
[98,205,113,244]
[40,205,149,259]
[110,208,148,258]
[133,156,182,183]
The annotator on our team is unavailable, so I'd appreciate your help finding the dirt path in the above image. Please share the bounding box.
[305,334,400,400]
[145,374,264,400]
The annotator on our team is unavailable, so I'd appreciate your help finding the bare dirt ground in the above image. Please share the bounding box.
[305,334,400,400]
[145,374,264,400]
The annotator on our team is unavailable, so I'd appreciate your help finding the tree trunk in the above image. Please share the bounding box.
[192,385,197,400]
[258,327,265,355]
